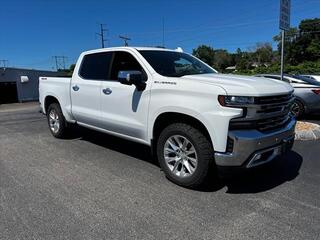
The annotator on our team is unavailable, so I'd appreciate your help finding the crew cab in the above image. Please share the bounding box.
[39,47,296,188]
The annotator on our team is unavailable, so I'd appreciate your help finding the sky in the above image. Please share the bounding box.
[0,0,319,70]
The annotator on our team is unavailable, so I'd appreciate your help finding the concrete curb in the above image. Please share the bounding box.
[295,122,320,141]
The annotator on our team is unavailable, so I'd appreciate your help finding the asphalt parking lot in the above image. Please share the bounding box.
[0,104,319,240]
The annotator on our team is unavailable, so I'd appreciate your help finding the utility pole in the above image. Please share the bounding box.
[119,35,131,46]
[96,24,109,48]
[0,60,9,67]
[280,30,285,81]
[52,56,68,71]
[279,0,291,81]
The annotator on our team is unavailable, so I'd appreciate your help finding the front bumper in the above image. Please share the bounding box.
[214,117,296,168]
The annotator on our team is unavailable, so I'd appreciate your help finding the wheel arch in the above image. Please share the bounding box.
[294,96,306,106]
[44,95,61,114]
[151,112,214,150]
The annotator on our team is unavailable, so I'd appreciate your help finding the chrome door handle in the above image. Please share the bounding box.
[72,85,80,91]
[102,88,112,95]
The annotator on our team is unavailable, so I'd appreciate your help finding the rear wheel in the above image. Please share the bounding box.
[47,103,68,138]
[157,123,214,188]
[291,100,304,118]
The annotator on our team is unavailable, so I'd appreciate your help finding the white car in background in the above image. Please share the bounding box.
[256,74,320,117]
[300,75,320,82]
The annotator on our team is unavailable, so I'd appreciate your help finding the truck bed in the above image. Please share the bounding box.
[39,76,72,118]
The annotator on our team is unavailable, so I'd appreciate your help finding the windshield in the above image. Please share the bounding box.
[291,75,320,86]
[139,50,216,77]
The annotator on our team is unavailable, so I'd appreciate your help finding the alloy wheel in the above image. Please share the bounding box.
[163,135,198,178]
[291,101,302,117]
[49,109,60,134]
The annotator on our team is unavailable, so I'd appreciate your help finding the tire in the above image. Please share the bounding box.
[291,100,304,118]
[156,123,214,188]
[47,103,68,138]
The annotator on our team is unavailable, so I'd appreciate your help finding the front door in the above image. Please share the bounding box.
[100,50,151,141]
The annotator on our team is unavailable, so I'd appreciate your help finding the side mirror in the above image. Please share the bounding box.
[118,71,146,91]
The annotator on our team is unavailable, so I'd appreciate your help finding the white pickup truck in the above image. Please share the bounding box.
[39,47,296,188]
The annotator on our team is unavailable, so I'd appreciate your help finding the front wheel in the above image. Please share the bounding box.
[291,100,304,118]
[47,103,68,138]
[156,123,214,188]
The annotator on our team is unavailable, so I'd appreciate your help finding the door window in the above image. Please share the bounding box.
[110,51,146,80]
[79,52,113,80]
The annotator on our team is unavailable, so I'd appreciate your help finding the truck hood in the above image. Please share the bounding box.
[182,73,293,96]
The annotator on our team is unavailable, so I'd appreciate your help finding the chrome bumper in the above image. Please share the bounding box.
[214,117,296,168]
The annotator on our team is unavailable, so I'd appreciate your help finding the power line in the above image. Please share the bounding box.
[143,6,315,46]
[119,35,131,46]
[112,10,280,38]
[107,1,317,47]
[113,18,277,45]
[52,56,68,70]
[96,23,109,48]
[0,60,9,67]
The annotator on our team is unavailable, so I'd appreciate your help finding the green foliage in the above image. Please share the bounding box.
[192,45,215,67]
[273,18,320,64]
[192,46,234,71]
[253,43,273,65]
[213,49,234,71]
[65,64,76,76]
[286,61,320,74]
[191,18,320,75]
[237,61,320,76]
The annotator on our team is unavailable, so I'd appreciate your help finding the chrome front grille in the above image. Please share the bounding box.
[255,93,293,105]
[229,93,294,132]
[256,113,291,132]
[255,93,294,115]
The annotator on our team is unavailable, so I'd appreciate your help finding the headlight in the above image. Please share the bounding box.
[218,95,255,106]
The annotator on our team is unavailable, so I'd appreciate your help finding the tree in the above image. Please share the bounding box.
[213,49,232,71]
[189,18,320,74]
[64,64,76,76]
[253,43,273,66]
[192,45,215,67]
[236,51,252,71]
[273,18,320,64]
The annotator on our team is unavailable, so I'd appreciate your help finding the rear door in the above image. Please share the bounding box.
[71,52,112,127]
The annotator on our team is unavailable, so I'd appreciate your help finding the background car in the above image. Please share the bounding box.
[256,74,320,117]
[299,75,320,82]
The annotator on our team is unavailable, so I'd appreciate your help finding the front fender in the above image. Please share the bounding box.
[149,106,242,152]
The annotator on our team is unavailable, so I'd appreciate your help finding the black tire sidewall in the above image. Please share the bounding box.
[47,103,66,138]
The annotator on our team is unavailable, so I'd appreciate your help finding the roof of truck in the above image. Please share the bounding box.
[134,47,179,51]
[82,46,183,55]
